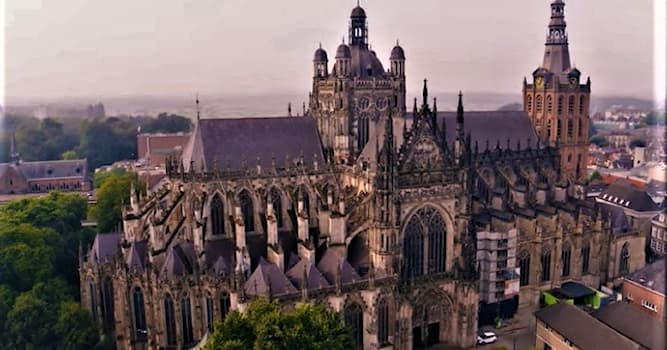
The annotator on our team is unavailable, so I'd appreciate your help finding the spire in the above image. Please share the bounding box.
[456,91,464,124]
[422,79,428,107]
[9,132,19,165]
[288,102,292,117]
[195,93,201,121]
[542,0,571,73]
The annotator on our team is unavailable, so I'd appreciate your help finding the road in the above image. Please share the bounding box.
[476,326,535,350]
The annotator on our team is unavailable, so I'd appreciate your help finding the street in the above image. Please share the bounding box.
[476,326,535,350]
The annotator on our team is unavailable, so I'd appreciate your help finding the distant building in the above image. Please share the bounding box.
[622,258,666,320]
[136,132,190,167]
[597,180,663,234]
[534,302,641,350]
[649,210,667,256]
[0,136,90,197]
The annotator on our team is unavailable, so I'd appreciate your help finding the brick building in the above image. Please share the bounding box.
[622,258,666,320]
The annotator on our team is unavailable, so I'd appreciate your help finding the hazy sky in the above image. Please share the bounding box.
[3,0,657,101]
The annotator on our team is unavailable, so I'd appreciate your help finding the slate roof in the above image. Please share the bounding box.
[0,159,88,180]
[624,258,666,295]
[598,180,662,213]
[91,233,121,264]
[204,239,235,276]
[182,117,325,172]
[317,250,362,285]
[244,257,298,296]
[20,159,87,180]
[360,111,541,168]
[126,240,148,272]
[160,241,196,279]
[285,257,331,290]
[534,302,640,350]
[594,302,666,350]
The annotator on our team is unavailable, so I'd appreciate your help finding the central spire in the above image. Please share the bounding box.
[542,0,571,73]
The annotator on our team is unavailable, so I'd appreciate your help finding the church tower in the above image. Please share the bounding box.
[523,0,590,180]
[308,4,406,165]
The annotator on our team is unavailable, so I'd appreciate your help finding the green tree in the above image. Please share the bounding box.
[90,170,143,232]
[142,113,192,133]
[62,150,79,160]
[205,299,353,350]
[54,301,99,350]
[590,171,602,182]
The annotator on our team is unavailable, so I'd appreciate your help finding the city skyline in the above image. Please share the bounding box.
[3,0,658,103]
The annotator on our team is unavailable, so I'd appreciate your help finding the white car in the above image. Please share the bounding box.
[477,331,497,345]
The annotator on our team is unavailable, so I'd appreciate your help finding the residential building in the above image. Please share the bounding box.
[622,258,666,320]
[594,301,666,350]
[136,132,191,167]
[534,302,641,350]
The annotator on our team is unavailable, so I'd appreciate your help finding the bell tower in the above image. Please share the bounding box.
[523,0,590,181]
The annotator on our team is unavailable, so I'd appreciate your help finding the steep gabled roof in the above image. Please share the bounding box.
[91,233,121,264]
[316,249,361,285]
[285,257,331,290]
[244,257,297,297]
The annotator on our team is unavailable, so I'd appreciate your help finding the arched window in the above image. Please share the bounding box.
[568,95,575,113]
[181,295,194,345]
[210,193,225,235]
[578,95,585,114]
[567,119,574,138]
[578,119,583,138]
[239,190,254,232]
[561,243,571,277]
[102,277,115,331]
[377,299,389,346]
[402,206,446,277]
[547,95,553,113]
[344,303,364,349]
[357,115,370,151]
[164,294,177,346]
[526,95,533,113]
[518,250,531,286]
[89,281,98,322]
[206,293,214,332]
[620,243,630,274]
[270,188,283,228]
[581,244,590,274]
[133,288,147,341]
[219,292,231,320]
[541,248,552,282]
[557,119,562,140]
[547,119,553,139]
[536,95,543,113]
[558,96,564,115]
[296,186,310,219]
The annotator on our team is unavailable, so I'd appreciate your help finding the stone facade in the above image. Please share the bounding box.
[79,2,646,350]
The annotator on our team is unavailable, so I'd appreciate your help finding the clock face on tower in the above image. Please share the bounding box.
[569,77,578,88]
[535,77,544,89]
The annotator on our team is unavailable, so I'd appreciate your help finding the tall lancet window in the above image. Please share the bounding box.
[344,303,364,349]
[133,287,147,341]
[181,294,194,345]
[210,193,225,235]
[239,190,254,232]
[270,188,283,228]
[164,294,177,346]
[561,243,571,277]
[403,206,446,277]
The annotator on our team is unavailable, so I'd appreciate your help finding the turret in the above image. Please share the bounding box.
[349,4,368,47]
[390,40,406,77]
[335,41,351,77]
[313,44,328,78]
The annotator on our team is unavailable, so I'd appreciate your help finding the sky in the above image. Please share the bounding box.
[2,0,659,102]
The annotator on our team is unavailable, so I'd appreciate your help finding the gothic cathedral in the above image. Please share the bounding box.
[80,3,637,350]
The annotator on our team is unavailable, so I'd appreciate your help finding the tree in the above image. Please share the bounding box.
[205,299,353,350]
[589,171,602,182]
[589,135,609,148]
[54,301,99,350]
[645,111,666,126]
[141,113,192,133]
[62,150,79,160]
[90,170,143,233]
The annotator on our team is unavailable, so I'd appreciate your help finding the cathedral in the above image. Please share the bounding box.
[80,2,645,349]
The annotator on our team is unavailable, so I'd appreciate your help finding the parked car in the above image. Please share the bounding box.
[477,331,497,345]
